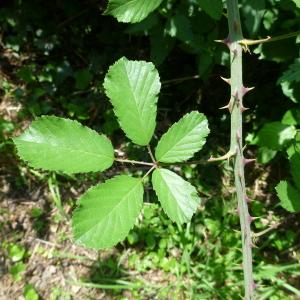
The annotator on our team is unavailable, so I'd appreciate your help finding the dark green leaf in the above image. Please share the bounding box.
[275,181,300,212]
[197,0,223,20]
[290,153,300,190]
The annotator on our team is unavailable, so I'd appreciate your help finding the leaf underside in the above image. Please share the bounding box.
[275,180,300,213]
[152,168,201,224]
[105,0,163,23]
[72,175,144,249]
[104,57,160,146]
[13,116,114,174]
[155,111,210,163]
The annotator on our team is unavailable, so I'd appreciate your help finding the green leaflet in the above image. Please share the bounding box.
[152,168,200,224]
[72,175,144,249]
[104,0,163,23]
[104,57,160,146]
[275,181,300,213]
[13,116,114,174]
[155,111,209,163]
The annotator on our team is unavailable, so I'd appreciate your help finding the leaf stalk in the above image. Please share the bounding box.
[115,158,154,167]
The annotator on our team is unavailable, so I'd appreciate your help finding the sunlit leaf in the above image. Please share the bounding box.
[155,111,209,163]
[13,116,114,174]
[104,57,160,145]
[152,168,200,224]
[104,0,163,23]
[73,175,143,249]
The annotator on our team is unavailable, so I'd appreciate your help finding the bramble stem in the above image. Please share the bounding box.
[226,0,254,298]
[115,158,154,167]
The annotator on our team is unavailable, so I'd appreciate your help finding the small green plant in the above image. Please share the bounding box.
[11,0,300,299]
[13,56,210,250]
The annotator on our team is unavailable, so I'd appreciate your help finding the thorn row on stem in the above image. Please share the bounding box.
[219,81,254,113]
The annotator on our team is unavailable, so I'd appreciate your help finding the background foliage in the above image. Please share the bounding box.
[0,0,300,299]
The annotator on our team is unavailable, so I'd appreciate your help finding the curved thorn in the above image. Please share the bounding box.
[220,76,231,85]
[244,158,256,165]
[241,105,250,112]
[214,37,231,47]
[208,149,236,162]
[239,36,271,46]
[219,104,230,110]
[242,86,255,96]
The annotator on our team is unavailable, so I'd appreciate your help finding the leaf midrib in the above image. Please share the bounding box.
[122,61,150,142]
[158,120,202,160]
[157,169,188,221]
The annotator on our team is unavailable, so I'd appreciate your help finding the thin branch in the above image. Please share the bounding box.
[147,145,156,163]
[252,222,280,238]
[162,75,200,85]
[161,159,207,166]
[142,166,156,181]
[115,158,154,167]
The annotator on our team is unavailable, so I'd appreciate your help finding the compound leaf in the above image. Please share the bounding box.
[275,180,300,213]
[104,57,160,146]
[152,168,200,224]
[105,0,163,23]
[13,116,114,174]
[155,111,209,163]
[73,175,143,249]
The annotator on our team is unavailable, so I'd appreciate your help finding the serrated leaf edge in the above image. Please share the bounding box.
[104,57,161,146]
[13,115,114,174]
[72,175,143,249]
[155,111,210,162]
